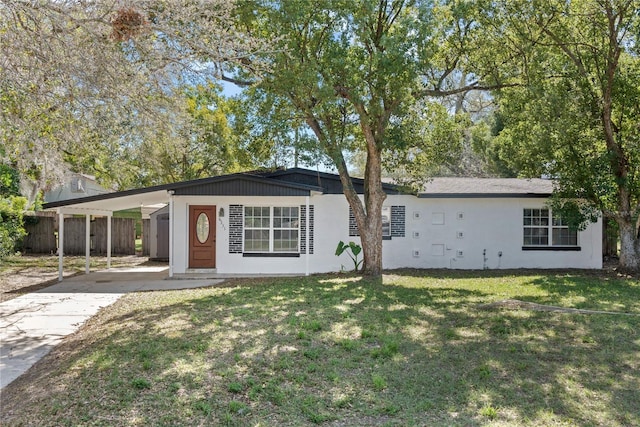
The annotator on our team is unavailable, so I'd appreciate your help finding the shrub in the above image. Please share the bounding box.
[0,196,27,259]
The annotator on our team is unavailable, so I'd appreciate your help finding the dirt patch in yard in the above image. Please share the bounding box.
[477,299,640,316]
[0,255,162,302]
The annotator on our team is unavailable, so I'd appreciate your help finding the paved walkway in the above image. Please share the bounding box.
[0,267,222,389]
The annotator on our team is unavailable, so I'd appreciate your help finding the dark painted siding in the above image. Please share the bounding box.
[267,171,401,195]
[269,172,350,194]
[174,179,310,196]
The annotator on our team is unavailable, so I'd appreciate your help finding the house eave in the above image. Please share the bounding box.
[417,193,552,199]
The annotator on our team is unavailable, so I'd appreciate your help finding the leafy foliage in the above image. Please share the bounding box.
[236,0,511,275]
[0,196,27,260]
[334,241,363,272]
[487,0,640,268]
[0,164,20,197]
[0,164,26,259]
[1,1,268,193]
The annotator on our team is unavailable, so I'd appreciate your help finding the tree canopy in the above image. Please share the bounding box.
[235,0,513,275]
[488,0,640,269]
[0,0,268,197]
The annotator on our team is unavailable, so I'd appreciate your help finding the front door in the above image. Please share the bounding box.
[189,205,216,268]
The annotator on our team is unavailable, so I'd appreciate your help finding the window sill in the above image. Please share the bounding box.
[243,252,300,258]
[522,246,581,251]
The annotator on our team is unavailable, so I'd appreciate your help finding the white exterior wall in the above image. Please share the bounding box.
[172,195,364,275]
[171,194,602,274]
[381,196,602,270]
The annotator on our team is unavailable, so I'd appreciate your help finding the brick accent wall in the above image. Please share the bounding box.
[391,205,405,237]
[229,204,243,253]
[349,207,359,237]
[349,205,405,238]
[309,205,315,254]
[300,205,315,254]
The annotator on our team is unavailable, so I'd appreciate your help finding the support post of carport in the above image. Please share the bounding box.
[58,210,64,281]
[168,190,174,278]
[85,214,91,274]
[106,213,112,270]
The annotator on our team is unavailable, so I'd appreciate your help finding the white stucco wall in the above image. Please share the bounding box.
[380,196,602,270]
[170,194,602,275]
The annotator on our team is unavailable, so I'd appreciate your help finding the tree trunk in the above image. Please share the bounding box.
[617,218,640,271]
[331,152,386,277]
[357,146,386,276]
[302,107,387,277]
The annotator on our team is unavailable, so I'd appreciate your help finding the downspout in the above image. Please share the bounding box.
[168,190,174,278]
[305,195,310,276]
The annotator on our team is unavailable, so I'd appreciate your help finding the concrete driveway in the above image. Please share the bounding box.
[0,267,222,389]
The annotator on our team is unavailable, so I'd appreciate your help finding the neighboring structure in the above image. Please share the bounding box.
[42,168,602,279]
[44,173,110,203]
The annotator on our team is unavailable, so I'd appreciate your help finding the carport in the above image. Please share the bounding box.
[42,184,174,281]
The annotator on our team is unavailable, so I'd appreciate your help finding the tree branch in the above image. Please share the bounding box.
[219,73,253,87]
[416,82,520,98]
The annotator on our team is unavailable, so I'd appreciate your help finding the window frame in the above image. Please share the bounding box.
[243,206,300,254]
[523,208,578,249]
[381,206,391,238]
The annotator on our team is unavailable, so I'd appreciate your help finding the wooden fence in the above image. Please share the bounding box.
[23,216,135,255]
[142,219,150,256]
[23,216,57,254]
[62,217,135,255]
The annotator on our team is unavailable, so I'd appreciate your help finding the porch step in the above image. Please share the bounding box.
[175,268,219,279]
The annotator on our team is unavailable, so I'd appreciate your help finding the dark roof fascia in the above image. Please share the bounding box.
[43,173,323,209]
[42,182,174,209]
[264,168,405,194]
[418,193,551,199]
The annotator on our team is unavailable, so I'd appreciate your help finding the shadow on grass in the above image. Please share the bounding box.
[2,272,639,426]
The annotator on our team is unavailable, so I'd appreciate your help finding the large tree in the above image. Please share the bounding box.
[236,0,510,276]
[490,0,640,270]
[0,0,267,196]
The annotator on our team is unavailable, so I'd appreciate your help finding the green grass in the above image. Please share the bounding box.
[2,270,639,426]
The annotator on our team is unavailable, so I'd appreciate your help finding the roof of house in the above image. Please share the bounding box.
[42,168,554,213]
[256,168,402,195]
[418,177,554,198]
[42,172,324,212]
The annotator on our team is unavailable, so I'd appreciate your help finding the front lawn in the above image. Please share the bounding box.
[2,270,639,426]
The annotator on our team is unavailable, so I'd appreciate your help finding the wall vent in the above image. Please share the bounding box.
[456,250,464,258]
[431,244,445,256]
[432,212,445,225]
[413,250,421,258]
[456,231,464,239]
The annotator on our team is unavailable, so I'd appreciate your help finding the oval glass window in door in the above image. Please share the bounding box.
[196,212,210,243]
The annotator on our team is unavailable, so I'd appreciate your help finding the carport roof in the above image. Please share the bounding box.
[42,172,324,214]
